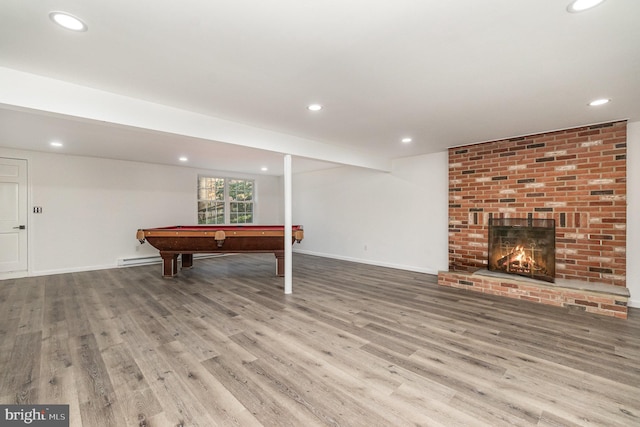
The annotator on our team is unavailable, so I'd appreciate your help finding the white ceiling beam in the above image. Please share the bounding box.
[0,67,391,172]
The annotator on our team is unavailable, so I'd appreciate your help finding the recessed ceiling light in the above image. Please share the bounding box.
[567,0,605,13]
[50,141,63,147]
[307,104,322,111]
[179,156,188,162]
[49,11,88,31]
[401,137,412,143]
[261,166,268,172]
[588,98,610,106]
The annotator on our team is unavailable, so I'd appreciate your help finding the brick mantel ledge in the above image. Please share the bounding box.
[437,270,629,319]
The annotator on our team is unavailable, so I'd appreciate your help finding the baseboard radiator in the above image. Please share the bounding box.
[117,253,227,267]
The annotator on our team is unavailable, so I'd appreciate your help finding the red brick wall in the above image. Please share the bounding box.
[448,121,627,287]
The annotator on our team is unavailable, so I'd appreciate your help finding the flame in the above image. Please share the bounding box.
[505,245,536,271]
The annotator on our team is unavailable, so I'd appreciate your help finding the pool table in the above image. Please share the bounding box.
[136,225,304,278]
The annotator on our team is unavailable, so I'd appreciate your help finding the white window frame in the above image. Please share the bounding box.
[197,176,255,224]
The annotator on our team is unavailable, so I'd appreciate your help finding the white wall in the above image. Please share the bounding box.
[292,151,449,275]
[0,148,282,277]
[627,121,639,308]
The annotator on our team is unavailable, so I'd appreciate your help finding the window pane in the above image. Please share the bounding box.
[229,179,253,202]
[198,177,225,201]
[198,200,224,224]
[230,202,252,224]
[245,181,253,201]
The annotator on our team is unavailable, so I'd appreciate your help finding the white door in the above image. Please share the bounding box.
[0,158,28,273]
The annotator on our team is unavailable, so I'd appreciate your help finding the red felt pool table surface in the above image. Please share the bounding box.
[147,225,299,231]
[136,225,304,277]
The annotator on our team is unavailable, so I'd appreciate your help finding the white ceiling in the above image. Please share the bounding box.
[0,0,638,175]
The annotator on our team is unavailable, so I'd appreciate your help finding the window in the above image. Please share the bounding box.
[228,179,254,224]
[198,176,254,224]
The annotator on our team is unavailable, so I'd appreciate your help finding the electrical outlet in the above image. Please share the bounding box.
[33,206,43,213]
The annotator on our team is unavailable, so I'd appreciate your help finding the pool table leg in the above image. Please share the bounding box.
[181,253,193,269]
[160,252,179,278]
[274,251,284,276]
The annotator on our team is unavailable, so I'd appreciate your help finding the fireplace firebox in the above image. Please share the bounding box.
[488,218,555,283]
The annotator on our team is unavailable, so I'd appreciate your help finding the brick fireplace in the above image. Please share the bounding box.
[437,121,629,318]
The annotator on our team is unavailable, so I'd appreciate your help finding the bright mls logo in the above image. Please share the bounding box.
[0,405,69,426]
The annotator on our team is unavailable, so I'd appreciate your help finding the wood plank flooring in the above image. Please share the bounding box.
[1,253,639,426]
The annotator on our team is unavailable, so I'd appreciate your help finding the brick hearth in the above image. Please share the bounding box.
[438,271,629,319]
[438,121,628,318]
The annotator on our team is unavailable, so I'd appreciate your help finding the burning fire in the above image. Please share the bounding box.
[497,245,537,273]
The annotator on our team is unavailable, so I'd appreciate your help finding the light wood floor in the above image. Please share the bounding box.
[1,253,638,427]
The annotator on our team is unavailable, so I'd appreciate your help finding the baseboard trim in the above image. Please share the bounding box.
[293,249,439,275]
